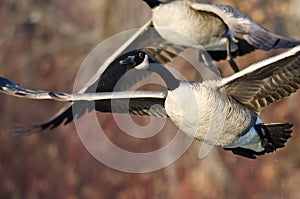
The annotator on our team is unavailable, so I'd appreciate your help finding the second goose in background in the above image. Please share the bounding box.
[142,0,300,72]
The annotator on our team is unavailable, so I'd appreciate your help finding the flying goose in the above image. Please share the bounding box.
[3,45,300,159]
[142,0,300,72]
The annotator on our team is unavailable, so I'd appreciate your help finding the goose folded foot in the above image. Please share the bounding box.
[228,58,239,73]
[226,36,240,73]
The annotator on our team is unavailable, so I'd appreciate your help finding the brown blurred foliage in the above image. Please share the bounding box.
[0,0,300,198]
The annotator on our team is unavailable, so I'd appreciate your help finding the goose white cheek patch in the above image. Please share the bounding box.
[135,55,150,70]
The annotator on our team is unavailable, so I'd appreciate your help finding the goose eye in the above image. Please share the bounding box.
[138,52,144,59]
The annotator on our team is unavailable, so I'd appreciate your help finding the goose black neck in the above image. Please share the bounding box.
[148,64,180,90]
[143,0,161,8]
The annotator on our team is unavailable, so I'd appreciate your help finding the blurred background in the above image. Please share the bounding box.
[0,0,300,198]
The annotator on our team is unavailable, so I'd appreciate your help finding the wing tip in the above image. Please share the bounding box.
[12,123,44,136]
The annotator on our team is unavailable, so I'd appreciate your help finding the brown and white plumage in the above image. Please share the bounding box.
[190,2,299,50]
[220,45,300,113]
[112,48,298,158]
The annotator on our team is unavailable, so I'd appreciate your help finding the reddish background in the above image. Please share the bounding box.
[0,0,300,198]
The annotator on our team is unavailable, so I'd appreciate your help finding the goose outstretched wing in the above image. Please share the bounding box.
[220,45,300,113]
[0,76,168,135]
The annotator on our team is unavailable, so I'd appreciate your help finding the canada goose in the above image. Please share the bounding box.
[142,0,300,72]
[3,45,300,158]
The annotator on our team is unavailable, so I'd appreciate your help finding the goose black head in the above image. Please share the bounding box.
[120,50,180,90]
[142,0,161,9]
[119,50,155,70]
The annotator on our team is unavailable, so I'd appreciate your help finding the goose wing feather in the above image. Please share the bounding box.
[0,76,169,135]
[220,46,300,113]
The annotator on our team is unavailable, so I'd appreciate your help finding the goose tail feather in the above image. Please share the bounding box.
[225,123,293,159]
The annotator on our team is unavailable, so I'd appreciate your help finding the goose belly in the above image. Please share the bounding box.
[165,82,252,146]
[152,1,228,48]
